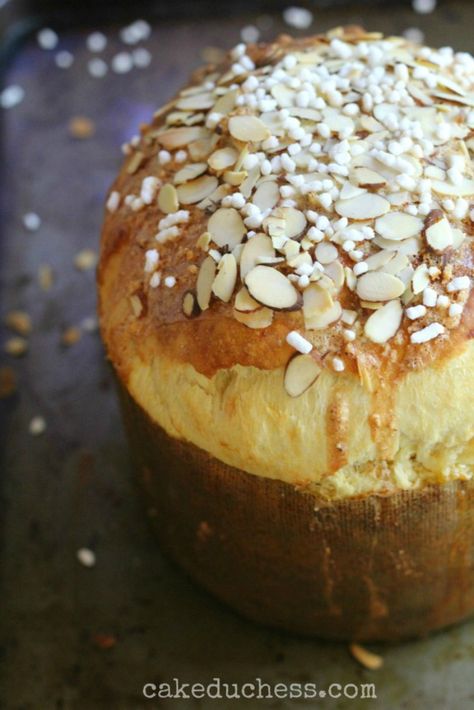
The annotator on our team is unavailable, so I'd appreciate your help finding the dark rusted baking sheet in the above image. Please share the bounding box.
[1,2,474,708]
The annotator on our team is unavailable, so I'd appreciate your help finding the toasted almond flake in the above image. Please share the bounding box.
[412,263,430,294]
[284,354,322,397]
[264,207,306,240]
[303,283,342,330]
[223,170,247,186]
[375,212,423,241]
[174,162,207,185]
[381,252,408,276]
[335,192,390,219]
[228,115,270,142]
[339,183,367,200]
[212,89,238,115]
[197,184,230,211]
[233,306,273,329]
[245,265,300,310]
[126,151,145,175]
[322,107,354,134]
[158,184,179,214]
[177,175,218,204]
[208,147,238,171]
[196,256,216,311]
[365,250,393,271]
[234,286,260,312]
[212,253,237,302]
[315,242,338,264]
[4,336,28,357]
[157,126,209,150]
[182,291,200,318]
[175,92,214,111]
[271,83,294,107]
[252,180,279,212]
[196,232,211,251]
[356,272,405,302]
[240,234,275,279]
[424,210,453,251]
[129,294,143,318]
[349,643,384,671]
[364,299,402,344]
[431,177,474,197]
[5,311,31,336]
[351,167,387,188]
[188,135,218,161]
[324,260,345,289]
[207,207,246,249]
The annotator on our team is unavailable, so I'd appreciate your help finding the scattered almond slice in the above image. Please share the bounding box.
[364,298,402,344]
[252,180,280,212]
[356,272,405,301]
[175,92,214,111]
[430,177,474,196]
[208,147,238,172]
[234,286,260,312]
[245,265,300,310]
[303,283,342,329]
[188,135,218,161]
[157,126,209,150]
[284,354,322,397]
[335,192,390,219]
[126,151,145,175]
[212,89,238,115]
[349,643,384,671]
[174,162,207,185]
[207,207,246,249]
[412,264,430,294]
[324,260,345,289]
[351,167,387,188]
[271,83,294,107]
[315,242,338,265]
[129,294,143,318]
[196,256,216,311]
[228,115,270,142]
[158,184,179,214]
[339,182,367,201]
[182,291,200,318]
[222,170,247,186]
[212,253,237,302]
[233,306,273,329]
[380,252,408,275]
[177,175,218,204]
[264,207,307,240]
[375,212,423,241]
[322,107,354,134]
[365,250,393,271]
[240,234,275,279]
[424,210,453,251]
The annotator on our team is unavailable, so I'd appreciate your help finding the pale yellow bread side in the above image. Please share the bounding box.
[124,338,474,500]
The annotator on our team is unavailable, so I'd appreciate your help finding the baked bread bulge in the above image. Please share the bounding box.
[99,27,474,639]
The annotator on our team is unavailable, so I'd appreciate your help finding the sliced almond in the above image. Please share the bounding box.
[430,177,474,196]
[284,354,322,398]
[351,167,387,189]
[375,212,423,241]
[245,265,300,310]
[324,260,345,290]
[233,306,273,329]
[322,107,354,135]
[212,253,237,302]
[188,134,219,161]
[364,299,402,344]
[412,263,430,295]
[126,151,145,175]
[240,234,275,279]
[228,115,270,142]
[424,210,453,251]
[271,83,294,108]
[158,184,179,214]
[182,291,200,318]
[339,182,367,201]
[175,92,214,111]
[197,184,230,211]
[208,147,238,172]
[223,170,247,186]
[174,162,207,185]
[365,249,393,271]
[380,252,408,276]
[157,126,209,150]
[315,242,338,264]
[303,283,342,330]
[264,207,306,240]
[234,286,260,312]
[356,272,405,302]
[335,192,390,219]
[196,256,216,311]
[177,175,218,204]
[252,180,280,212]
[212,89,238,115]
[207,207,246,249]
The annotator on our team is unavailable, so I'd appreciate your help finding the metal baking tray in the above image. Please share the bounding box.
[1,1,474,708]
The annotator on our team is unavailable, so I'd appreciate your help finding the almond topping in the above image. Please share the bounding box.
[351,167,387,188]
[207,207,246,249]
[356,272,405,301]
[364,299,402,344]
[423,210,453,251]
[196,255,216,311]
[412,264,430,295]
[158,184,179,214]
[303,283,342,329]
[157,126,209,150]
[430,177,474,197]
[375,212,423,241]
[234,286,260,312]
[245,265,300,310]
[315,242,338,264]
[228,115,271,142]
[240,234,275,279]
[174,162,207,185]
[177,175,218,204]
[212,253,237,302]
[335,192,390,219]
[252,180,280,212]
[233,306,273,329]
[175,92,214,111]
[182,291,200,318]
[208,147,239,172]
[284,354,322,398]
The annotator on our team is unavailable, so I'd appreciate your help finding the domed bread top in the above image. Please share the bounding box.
[99,26,474,393]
